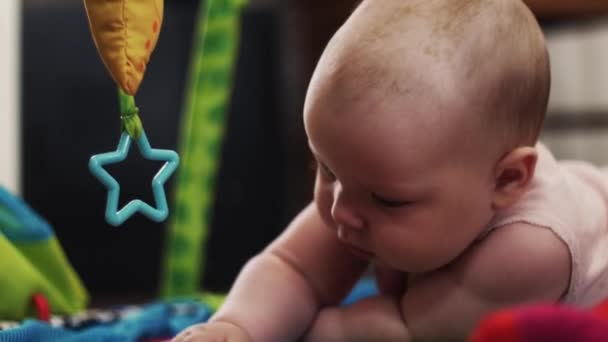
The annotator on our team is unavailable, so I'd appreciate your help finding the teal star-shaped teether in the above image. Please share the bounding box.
[89,131,180,226]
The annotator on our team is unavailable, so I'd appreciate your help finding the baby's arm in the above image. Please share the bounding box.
[304,222,571,341]
[173,203,368,342]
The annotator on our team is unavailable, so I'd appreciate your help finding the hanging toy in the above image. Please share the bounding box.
[84,0,179,226]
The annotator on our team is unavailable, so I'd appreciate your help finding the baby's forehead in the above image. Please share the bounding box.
[321,46,498,142]
[317,50,440,115]
[311,83,480,152]
[319,51,466,126]
[321,29,476,107]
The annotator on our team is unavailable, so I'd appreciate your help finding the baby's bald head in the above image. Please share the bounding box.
[307,0,550,151]
[435,0,551,146]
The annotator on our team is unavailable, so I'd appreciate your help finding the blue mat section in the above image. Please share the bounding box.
[0,279,378,341]
[0,301,212,342]
[342,277,378,306]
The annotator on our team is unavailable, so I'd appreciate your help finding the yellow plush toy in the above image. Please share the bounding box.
[83,0,163,95]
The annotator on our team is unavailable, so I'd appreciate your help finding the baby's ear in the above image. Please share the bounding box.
[491,146,537,209]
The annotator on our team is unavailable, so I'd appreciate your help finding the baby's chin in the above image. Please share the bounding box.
[348,244,376,261]
[372,258,394,270]
[376,254,451,274]
[371,256,410,273]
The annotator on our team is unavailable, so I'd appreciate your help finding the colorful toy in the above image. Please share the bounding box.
[0,186,88,320]
[83,0,163,96]
[1,0,255,338]
[0,301,213,341]
[84,0,179,226]
[471,300,608,342]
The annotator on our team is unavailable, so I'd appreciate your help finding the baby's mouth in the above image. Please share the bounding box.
[336,226,374,260]
[347,244,375,260]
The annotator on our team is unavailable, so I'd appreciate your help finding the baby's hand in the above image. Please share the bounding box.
[171,321,251,342]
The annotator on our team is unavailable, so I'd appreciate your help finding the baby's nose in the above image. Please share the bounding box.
[336,224,364,245]
[331,183,364,230]
[331,202,364,231]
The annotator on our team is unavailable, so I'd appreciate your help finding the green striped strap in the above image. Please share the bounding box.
[161,0,247,298]
[118,88,143,140]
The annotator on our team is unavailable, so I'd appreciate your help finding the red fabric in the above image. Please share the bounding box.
[470,309,521,342]
[518,305,608,341]
[31,293,50,322]
[471,300,608,342]
[592,299,608,320]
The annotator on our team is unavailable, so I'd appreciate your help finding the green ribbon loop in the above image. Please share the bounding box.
[118,88,143,140]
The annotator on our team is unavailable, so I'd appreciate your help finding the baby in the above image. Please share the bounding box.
[174,0,608,340]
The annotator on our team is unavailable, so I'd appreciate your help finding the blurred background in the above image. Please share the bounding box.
[1,0,608,305]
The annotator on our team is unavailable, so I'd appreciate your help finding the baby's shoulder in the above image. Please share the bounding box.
[454,222,570,302]
[471,221,568,268]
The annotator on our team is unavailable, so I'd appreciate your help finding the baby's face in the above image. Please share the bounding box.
[304,76,498,273]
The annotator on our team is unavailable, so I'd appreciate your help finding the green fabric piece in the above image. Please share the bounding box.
[0,235,88,320]
[161,0,247,298]
[198,292,226,312]
[119,88,143,140]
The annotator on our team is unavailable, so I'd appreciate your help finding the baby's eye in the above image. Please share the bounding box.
[372,193,411,208]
